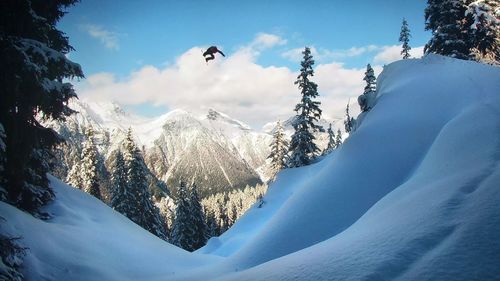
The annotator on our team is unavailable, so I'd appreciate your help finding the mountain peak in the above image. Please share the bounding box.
[205,108,252,131]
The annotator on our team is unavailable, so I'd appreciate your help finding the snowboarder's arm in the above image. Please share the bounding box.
[218,50,225,57]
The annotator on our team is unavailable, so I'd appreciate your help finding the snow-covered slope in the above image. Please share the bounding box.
[3,55,499,280]
[191,55,500,279]
[0,176,219,281]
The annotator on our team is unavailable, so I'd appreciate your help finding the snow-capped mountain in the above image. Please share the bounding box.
[144,109,263,197]
[45,100,273,197]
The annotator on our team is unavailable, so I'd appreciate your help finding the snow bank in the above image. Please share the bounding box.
[0,176,219,281]
[190,55,500,280]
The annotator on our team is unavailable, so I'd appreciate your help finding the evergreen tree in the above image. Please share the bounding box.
[171,181,195,251]
[110,150,128,214]
[359,64,377,112]
[344,101,355,133]
[0,0,84,214]
[268,120,289,178]
[123,128,167,240]
[66,150,83,188]
[466,0,499,63]
[189,183,208,250]
[363,64,377,94]
[399,18,412,59]
[323,124,336,155]
[335,128,343,148]
[79,126,101,199]
[0,233,26,281]
[424,0,472,59]
[217,195,230,234]
[288,47,323,168]
[205,209,219,237]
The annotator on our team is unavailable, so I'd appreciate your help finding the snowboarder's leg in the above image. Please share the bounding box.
[205,53,215,62]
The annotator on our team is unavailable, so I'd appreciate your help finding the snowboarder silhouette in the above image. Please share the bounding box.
[203,46,225,63]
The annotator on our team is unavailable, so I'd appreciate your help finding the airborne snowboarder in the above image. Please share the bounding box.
[203,46,225,62]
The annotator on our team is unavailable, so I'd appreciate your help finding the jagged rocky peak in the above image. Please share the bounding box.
[207,108,221,120]
[205,108,252,131]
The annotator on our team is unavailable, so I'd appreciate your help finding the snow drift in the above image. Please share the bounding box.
[194,54,500,280]
[1,54,499,280]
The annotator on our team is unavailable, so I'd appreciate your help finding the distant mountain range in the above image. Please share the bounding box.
[45,99,342,198]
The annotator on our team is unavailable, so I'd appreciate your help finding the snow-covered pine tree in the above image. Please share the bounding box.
[358,64,377,112]
[189,183,208,250]
[110,149,128,214]
[465,0,499,64]
[217,195,230,234]
[399,18,412,59]
[363,64,376,94]
[335,128,343,148]
[0,232,25,281]
[0,0,83,214]
[154,195,176,231]
[268,120,289,179]
[79,126,101,199]
[344,101,355,133]
[123,128,168,240]
[66,159,82,189]
[205,208,219,238]
[424,0,472,59]
[323,124,336,155]
[229,203,238,226]
[288,47,323,168]
[171,181,195,251]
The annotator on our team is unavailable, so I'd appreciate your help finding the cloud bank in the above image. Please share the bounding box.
[77,33,402,129]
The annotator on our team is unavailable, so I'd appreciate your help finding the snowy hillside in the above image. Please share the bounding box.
[0,176,219,281]
[3,55,499,280]
[193,54,500,280]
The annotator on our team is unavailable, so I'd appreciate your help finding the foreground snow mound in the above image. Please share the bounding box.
[192,55,500,280]
[0,176,219,281]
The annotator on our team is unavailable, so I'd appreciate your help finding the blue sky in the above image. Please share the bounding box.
[59,0,431,128]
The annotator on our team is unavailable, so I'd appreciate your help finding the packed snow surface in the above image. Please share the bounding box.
[1,54,499,280]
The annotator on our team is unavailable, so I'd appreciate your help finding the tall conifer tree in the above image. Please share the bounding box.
[268,121,289,178]
[288,47,322,168]
[123,128,167,240]
[189,183,208,250]
[323,124,336,155]
[399,18,412,59]
[359,64,377,112]
[335,129,343,148]
[0,0,83,213]
[466,0,499,63]
[424,0,471,59]
[171,181,195,251]
[344,101,355,133]
[110,149,128,213]
[80,126,101,199]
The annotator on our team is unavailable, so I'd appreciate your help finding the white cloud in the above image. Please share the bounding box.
[252,33,287,49]
[373,45,425,64]
[80,24,120,50]
[236,33,287,59]
[282,45,380,63]
[314,62,366,119]
[77,34,370,129]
